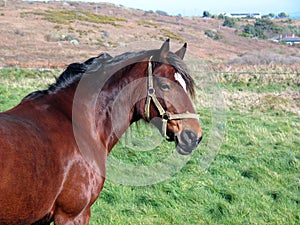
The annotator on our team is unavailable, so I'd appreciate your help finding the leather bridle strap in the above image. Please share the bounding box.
[144,56,199,138]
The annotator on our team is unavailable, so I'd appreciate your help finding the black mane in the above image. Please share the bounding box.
[48,53,112,94]
[24,53,112,100]
[85,49,195,97]
[24,48,195,100]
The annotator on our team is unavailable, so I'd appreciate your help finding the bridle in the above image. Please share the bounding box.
[144,56,199,138]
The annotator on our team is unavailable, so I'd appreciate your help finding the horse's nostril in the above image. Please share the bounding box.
[181,130,197,146]
[176,130,201,155]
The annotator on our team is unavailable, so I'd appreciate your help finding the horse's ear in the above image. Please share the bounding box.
[159,39,170,58]
[175,43,187,59]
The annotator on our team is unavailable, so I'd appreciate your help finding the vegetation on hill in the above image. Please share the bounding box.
[222,17,237,28]
[0,1,300,67]
[202,10,299,40]
[240,18,286,39]
[22,9,127,26]
[221,17,300,40]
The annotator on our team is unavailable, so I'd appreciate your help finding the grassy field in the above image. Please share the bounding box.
[0,67,299,224]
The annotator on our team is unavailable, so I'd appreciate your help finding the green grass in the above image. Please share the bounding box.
[0,68,57,111]
[218,71,299,93]
[91,110,299,225]
[137,20,160,28]
[160,28,184,43]
[22,9,127,26]
[0,68,299,224]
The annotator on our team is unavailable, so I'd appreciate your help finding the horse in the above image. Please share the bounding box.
[0,39,202,224]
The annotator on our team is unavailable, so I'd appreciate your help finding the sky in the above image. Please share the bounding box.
[95,0,300,17]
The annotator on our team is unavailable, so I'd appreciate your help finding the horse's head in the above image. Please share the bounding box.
[142,39,202,155]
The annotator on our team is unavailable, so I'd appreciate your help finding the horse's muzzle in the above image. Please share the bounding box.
[175,129,202,155]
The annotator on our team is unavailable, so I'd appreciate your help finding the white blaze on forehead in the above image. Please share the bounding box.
[174,72,187,93]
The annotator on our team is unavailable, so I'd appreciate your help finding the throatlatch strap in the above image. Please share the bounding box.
[169,113,199,120]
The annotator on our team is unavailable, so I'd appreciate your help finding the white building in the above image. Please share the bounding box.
[224,13,261,18]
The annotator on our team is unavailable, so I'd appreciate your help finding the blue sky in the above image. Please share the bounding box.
[96,0,300,17]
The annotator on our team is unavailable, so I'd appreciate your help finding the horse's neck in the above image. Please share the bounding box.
[47,83,78,120]
[95,65,147,151]
[53,61,148,153]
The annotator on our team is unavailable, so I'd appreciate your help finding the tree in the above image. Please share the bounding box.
[218,14,224,19]
[254,18,282,34]
[268,13,275,18]
[155,10,168,16]
[204,30,223,40]
[203,11,211,18]
[278,12,289,18]
[223,17,237,28]
[242,24,266,39]
[243,24,257,36]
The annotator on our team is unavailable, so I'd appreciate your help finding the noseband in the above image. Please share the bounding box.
[144,57,199,138]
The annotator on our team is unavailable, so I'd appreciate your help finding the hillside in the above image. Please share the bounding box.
[1,1,299,68]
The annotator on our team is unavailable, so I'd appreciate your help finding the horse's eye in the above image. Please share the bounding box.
[160,83,170,91]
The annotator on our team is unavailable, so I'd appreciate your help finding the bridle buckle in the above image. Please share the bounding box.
[162,112,171,121]
[148,88,155,95]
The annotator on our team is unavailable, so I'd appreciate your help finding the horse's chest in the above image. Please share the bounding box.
[55,158,104,215]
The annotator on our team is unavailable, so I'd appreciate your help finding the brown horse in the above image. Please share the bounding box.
[0,39,202,224]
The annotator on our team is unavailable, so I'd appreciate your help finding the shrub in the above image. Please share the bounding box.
[254,18,282,34]
[137,20,159,28]
[241,18,284,39]
[241,24,266,39]
[30,9,127,26]
[268,13,275,18]
[203,11,211,18]
[204,30,214,38]
[223,17,237,28]
[218,14,224,19]
[161,28,183,42]
[204,30,223,40]
[155,10,168,16]
[278,12,289,18]
[286,25,300,37]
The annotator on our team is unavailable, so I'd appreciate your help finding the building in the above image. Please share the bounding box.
[224,13,261,18]
[281,37,300,45]
[271,34,300,45]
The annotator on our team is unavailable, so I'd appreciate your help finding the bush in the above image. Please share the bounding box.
[161,28,183,42]
[223,17,237,28]
[278,12,289,18]
[204,30,223,40]
[241,18,283,39]
[218,14,224,19]
[268,13,275,18]
[286,25,300,37]
[241,24,266,39]
[203,10,211,18]
[254,18,282,34]
[204,30,214,38]
[155,10,168,16]
[30,9,127,26]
